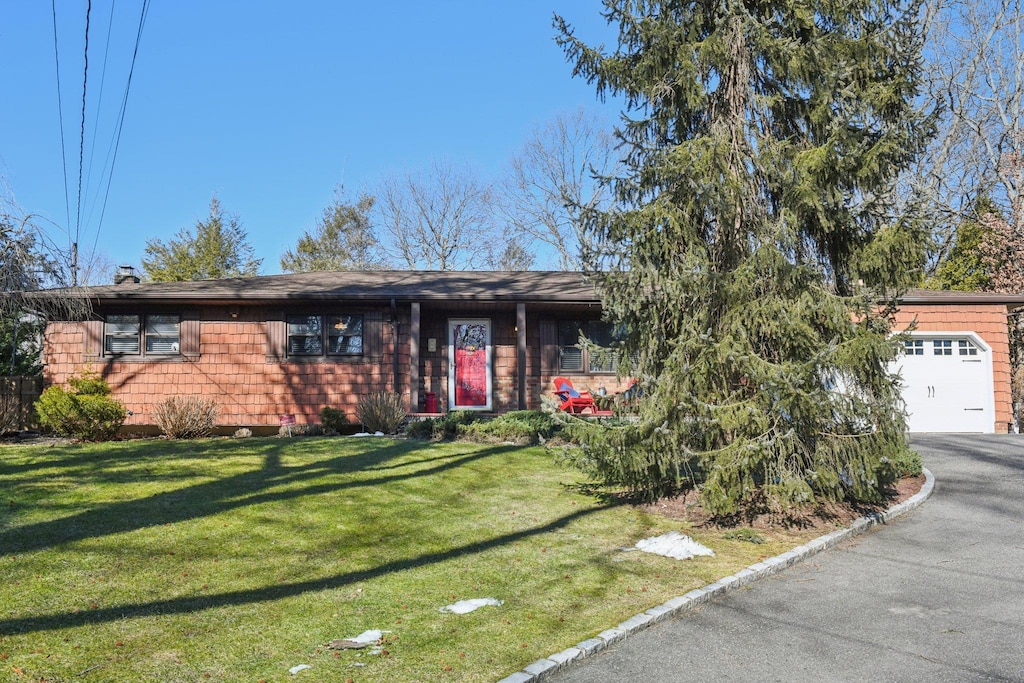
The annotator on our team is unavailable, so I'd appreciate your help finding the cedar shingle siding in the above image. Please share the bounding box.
[38,272,1024,433]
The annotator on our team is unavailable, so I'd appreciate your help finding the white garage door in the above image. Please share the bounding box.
[891,332,994,433]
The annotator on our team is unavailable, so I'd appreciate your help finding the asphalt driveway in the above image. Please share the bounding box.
[548,434,1024,682]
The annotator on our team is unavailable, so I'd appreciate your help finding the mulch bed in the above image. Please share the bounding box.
[637,474,927,530]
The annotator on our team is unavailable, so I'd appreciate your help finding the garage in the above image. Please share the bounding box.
[891,332,995,433]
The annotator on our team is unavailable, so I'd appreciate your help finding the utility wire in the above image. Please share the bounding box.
[50,0,72,245]
[90,0,151,258]
[83,0,117,224]
[75,0,92,250]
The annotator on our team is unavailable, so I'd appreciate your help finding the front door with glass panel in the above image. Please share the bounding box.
[448,319,492,410]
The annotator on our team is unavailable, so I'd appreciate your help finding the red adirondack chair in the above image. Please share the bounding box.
[552,377,613,416]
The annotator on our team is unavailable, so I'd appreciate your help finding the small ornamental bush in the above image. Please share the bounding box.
[404,410,481,441]
[278,423,323,437]
[320,406,350,433]
[355,392,406,434]
[36,371,126,441]
[154,396,219,439]
[463,410,560,445]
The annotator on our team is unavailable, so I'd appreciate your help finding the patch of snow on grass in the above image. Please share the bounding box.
[636,531,715,560]
[439,598,504,614]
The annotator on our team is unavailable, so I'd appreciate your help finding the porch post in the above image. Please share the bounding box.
[517,303,527,410]
[410,302,421,412]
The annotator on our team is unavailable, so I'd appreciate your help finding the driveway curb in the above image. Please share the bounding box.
[497,468,936,683]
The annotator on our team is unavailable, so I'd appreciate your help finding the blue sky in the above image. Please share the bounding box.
[0,1,620,278]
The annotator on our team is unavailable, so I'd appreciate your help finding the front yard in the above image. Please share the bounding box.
[0,437,821,682]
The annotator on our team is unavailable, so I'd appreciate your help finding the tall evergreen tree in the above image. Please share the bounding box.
[281,188,385,273]
[143,197,262,282]
[557,0,933,514]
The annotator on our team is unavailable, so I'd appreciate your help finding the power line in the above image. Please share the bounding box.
[83,0,118,218]
[50,0,72,245]
[75,0,92,251]
[90,0,151,258]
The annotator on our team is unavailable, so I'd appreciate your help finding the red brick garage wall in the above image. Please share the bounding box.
[893,303,1012,433]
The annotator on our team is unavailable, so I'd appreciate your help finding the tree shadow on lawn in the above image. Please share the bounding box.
[0,440,517,557]
[0,437,288,482]
[0,503,612,636]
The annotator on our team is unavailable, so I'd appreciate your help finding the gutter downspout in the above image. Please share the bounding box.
[391,298,400,395]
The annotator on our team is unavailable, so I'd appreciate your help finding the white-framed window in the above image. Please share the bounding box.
[933,339,953,356]
[904,339,924,355]
[958,339,979,356]
[105,314,180,355]
[287,314,363,357]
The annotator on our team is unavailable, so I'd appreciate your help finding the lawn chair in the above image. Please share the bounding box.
[552,377,613,416]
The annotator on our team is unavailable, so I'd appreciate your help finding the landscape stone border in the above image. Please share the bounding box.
[497,468,935,683]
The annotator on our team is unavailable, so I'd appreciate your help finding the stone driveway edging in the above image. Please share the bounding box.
[496,468,935,683]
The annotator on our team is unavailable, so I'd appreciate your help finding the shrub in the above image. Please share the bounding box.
[279,423,324,437]
[154,396,219,438]
[355,392,406,434]
[0,395,20,435]
[320,406,350,433]
[405,418,434,439]
[404,410,480,441]
[462,410,560,444]
[36,372,126,441]
[878,446,924,484]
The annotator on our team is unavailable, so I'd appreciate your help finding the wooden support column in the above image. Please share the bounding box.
[517,303,527,410]
[410,302,421,412]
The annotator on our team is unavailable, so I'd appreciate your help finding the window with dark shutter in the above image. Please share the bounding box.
[145,315,180,353]
[105,315,140,354]
[287,315,324,356]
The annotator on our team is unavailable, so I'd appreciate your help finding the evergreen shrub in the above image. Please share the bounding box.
[462,410,560,444]
[36,371,126,441]
[405,410,479,440]
[320,406,350,433]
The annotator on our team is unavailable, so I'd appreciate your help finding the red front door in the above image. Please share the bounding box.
[449,320,491,410]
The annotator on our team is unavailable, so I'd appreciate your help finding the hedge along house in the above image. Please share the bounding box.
[39,270,1024,434]
[40,270,632,433]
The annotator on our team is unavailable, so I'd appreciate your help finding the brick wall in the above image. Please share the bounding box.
[893,303,1013,433]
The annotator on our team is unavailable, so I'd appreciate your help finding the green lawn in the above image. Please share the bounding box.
[0,437,819,682]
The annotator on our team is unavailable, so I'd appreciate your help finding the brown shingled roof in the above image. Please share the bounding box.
[70,270,602,305]
[898,288,1024,305]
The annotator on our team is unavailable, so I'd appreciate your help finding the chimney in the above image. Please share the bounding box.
[114,265,140,285]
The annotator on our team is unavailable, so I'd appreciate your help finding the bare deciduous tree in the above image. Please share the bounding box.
[377,161,498,271]
[916,0,1023,271]
[496,108,618,270]
[1,182,87,374]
